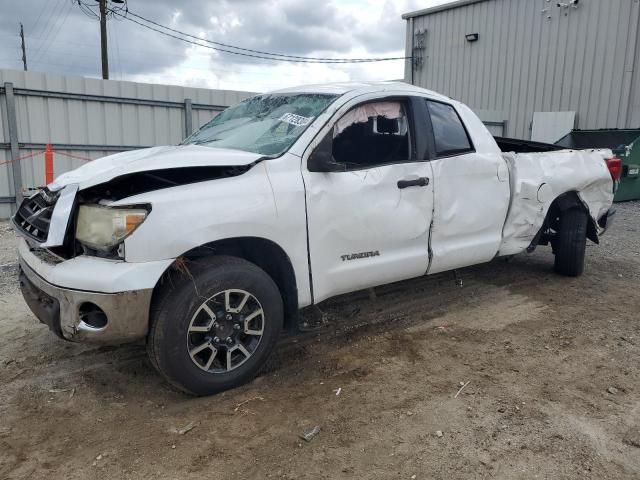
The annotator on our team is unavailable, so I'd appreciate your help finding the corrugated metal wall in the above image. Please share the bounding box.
[404,0,640,139]
[0,69,254,219]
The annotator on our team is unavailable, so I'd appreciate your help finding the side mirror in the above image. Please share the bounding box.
[307,132,344,172]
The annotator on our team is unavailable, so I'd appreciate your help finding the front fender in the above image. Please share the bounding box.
[111,158,311,306]
[118,162,279,261]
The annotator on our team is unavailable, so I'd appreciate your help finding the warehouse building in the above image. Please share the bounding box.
[402,0,640,142]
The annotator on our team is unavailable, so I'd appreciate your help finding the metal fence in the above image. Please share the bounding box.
[0,69,253,219]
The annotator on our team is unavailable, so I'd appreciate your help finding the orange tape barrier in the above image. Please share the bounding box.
[0,150,45,167]
[1,146,94,185]
[53,151,94,162]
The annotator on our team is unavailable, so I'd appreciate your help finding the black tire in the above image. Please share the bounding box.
[147,255,283,396]
[553,208,588,277]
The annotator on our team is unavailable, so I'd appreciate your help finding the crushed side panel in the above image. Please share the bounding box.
[499,149,614,256]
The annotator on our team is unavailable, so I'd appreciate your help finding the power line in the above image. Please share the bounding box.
[28,0,66,61]
[22,39,317,75]
[77,0,100,20]
[123,9,411,63]
[76,0,126,20]
[32,0,75,65]
[24,45,299,80]
[36,0,67,41]
[73,0,131,79]
[108,18,123,79]
[30,0,60,38]
[113,10,410,64]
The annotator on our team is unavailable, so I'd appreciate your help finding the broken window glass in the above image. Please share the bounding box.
[331,101,410,168]
[183,93,338,156]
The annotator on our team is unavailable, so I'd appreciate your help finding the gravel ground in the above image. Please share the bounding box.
[0,202,639,479]
[0,221,18,267]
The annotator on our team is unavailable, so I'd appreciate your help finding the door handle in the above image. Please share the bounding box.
[397,177,430,189]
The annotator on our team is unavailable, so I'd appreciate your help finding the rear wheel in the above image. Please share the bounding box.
[553,208,588,277]
[148,256,283,396]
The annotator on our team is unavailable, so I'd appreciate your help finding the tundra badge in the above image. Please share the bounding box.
[341,251,380,262]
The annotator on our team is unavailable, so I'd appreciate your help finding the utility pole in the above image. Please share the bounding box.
[99,0,109,79]
[19,23,27,71]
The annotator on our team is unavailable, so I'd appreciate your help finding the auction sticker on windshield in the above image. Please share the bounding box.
[279,113,313,127]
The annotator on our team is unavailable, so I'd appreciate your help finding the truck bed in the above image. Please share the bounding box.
[498,148,614,256]
[494,136,564,154]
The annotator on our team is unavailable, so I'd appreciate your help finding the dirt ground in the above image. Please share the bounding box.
[1,203,639,480]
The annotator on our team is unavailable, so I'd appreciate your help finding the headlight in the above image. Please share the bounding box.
[76,205,148,250]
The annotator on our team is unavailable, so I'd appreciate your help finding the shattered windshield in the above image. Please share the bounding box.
[182,93,338,156]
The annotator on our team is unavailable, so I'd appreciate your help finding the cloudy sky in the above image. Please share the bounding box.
[0,0,448,92]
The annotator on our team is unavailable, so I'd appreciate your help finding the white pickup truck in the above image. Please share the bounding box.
[13,82,619,395]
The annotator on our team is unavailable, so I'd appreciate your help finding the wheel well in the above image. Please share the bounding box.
[158,237,299,334]
[533,191,598,248]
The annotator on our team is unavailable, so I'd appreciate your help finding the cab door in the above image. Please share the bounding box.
[423,99,510,274]
[302,97,434,303]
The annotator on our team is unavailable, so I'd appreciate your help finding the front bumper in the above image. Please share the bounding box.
[17,238,172,344]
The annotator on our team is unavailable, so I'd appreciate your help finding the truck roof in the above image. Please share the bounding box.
[271,81,450,101]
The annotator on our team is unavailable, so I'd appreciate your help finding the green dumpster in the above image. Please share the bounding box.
[556,129,640,202]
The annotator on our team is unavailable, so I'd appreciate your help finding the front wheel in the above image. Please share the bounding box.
[147,256,283,396]
[553,208,588,277]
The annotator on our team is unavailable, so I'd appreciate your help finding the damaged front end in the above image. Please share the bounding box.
[79,164,255,203]
[12,175,160,342]
[74,165,255,260]
[12,147,263,344]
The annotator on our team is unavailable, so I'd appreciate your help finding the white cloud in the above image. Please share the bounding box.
[1,0,447,93]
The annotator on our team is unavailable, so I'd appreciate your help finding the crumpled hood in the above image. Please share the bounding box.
[49,145,265,190]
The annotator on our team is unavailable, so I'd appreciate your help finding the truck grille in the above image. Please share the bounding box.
[13,189,59,243]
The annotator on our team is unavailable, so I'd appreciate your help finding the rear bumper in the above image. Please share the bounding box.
[17,238,172,344]
[598,208,616,235]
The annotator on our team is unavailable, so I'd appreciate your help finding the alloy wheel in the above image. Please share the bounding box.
[186,289,265,373]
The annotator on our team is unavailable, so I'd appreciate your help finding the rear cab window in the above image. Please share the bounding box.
[426,100,474,158]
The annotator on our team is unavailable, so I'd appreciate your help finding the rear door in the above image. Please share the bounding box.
[423,99,511,274]
[302,96,434,303]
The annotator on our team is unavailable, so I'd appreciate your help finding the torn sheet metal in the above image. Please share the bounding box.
[41,184,79,248]
[50,145,265,191]
[499,149,614,256]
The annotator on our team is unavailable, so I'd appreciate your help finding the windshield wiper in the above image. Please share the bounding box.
[191,139,222,145]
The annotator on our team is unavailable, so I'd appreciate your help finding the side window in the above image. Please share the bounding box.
[331,101,411,169]
[426,100,474,157]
